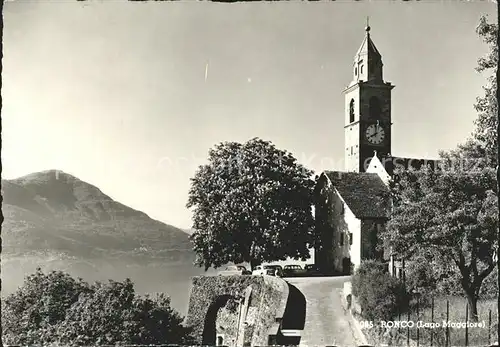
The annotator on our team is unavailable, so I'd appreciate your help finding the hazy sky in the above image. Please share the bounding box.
[3,0,497,229]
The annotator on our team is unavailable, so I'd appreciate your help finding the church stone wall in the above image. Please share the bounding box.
[314,174,362,274]
[358,84,392,122]
[314,175,336,274]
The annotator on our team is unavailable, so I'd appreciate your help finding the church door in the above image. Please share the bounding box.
[342,257,351,275]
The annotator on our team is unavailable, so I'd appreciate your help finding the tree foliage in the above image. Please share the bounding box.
[445,16,498,168]
[479,265,499,299]
[385,165,497,320]
[2,268,193,346]
[351,260,408,322]
[383,15,498,322]
[187,137,315,270]
[403,251,438,296]
[472,15,498,166]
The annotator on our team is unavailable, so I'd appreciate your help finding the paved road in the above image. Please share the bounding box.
[284,276,363,347]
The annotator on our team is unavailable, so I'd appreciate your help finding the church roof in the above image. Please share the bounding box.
[324,171,391,219]
[355,30,381,60]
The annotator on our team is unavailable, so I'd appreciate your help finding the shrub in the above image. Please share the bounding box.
[352,260,408,322]
[479,265,498,299]
[1,268,91,345]
[404,255,437,295]
[2,268,193,346]
[400,254,465,298]
[433,268,463,296]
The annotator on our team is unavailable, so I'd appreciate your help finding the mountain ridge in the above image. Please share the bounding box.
[2,169,207,313]
[2,169,195,260]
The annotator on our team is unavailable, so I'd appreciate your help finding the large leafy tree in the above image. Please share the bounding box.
[442,16,497,168]
[384,16,499,321]
[386,166,497,321]
[187,137,315,270]
[472,15,498,167]
[2,269,193,345]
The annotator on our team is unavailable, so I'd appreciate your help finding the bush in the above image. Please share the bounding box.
[479,266,498,299]
[404,255,437,295]
[400,253,465,298]
[352,260,408,322]
[432,269,463,297]
[2,268,193,346]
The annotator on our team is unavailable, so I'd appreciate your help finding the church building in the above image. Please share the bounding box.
[314,24,439,276]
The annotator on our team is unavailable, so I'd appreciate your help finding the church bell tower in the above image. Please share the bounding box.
[343,23,394,172]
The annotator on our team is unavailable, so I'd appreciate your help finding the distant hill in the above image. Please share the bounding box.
[182,228,195,235]
[2,170,194,260]
[1,170,205,313]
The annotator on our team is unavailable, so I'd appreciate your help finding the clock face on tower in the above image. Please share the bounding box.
[365,124,386,145]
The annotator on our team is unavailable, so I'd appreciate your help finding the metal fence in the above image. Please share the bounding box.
[393,296,498,347]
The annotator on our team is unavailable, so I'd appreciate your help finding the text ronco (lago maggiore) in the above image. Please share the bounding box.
[360,320,487,329]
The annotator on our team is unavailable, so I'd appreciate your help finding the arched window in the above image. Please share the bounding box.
[360,65,364,74]
[355,67,358,76]
[349,99,355,123]
[369,96,381,119]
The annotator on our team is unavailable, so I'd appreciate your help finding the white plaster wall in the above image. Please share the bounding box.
[345,124,360,172]
[366,155,391,186]
[344,86,360,125]
[345,205,362,271]
[344,86,361,172]
[332,190,362,272]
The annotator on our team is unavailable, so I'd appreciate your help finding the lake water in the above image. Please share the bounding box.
[2,248,315,316]
[2,255,217,316]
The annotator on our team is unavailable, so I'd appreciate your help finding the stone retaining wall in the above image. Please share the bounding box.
[342,281,369,346]
[342,281,361,315]
[185,275,289,347]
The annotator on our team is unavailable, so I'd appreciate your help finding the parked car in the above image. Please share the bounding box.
[266,265,284,277]
[236,265,252,275]
[252,265,283,277]
[283,264,307,277]
[219,265,251,276]
[252,265,274,276]
[305,264,320,274]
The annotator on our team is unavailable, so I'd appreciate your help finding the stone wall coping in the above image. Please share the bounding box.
[343,281,352,297]
[340,282,368,346]
[263,275,289,320]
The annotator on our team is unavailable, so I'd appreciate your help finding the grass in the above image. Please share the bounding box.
[361,296,498,347]
[398,296,498,346]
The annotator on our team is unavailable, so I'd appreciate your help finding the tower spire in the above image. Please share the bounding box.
[350,17,383,84]
[343,21,394,173]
